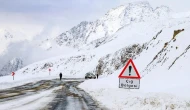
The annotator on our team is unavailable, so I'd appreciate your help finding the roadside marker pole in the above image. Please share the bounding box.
[12,72,15,80]
[49,69,51,76]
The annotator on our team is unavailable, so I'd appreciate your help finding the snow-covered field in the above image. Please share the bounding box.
[79,71,190,109]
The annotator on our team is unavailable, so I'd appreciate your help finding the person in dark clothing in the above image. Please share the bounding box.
[59,72,62,80]
[96,73,98,79]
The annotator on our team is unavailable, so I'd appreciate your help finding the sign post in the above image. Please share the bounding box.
[12,72,15,80]
[118,59,141,89]
[49,68,51,75]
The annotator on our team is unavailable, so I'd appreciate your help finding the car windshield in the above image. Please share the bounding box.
[86,73,90,75]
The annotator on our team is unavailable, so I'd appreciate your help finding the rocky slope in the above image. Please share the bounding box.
[94,44,144,76]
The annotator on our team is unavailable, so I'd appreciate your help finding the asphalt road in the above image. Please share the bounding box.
[0,79,107,110]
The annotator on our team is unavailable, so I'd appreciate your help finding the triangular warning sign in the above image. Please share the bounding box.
[118,59,140,79]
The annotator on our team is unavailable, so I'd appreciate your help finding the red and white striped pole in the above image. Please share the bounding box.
[12,72,15,80]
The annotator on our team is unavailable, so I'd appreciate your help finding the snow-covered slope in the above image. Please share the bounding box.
[79,14,190,110]
[0,58,23,76]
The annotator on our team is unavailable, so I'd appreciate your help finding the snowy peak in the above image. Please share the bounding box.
[122,2,171,22]
[53,2,171,49]
[154,6,171,18]
[55,21,93,47]
[104,5,126,18]
[103,1,171,23]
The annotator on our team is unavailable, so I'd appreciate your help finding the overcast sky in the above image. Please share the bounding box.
[0,0,190,37]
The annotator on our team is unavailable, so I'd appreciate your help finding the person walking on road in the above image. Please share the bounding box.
[96,73,98,79]
[59,72,62,80]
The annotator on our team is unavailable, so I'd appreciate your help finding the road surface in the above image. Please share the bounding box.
[0,79,107,110]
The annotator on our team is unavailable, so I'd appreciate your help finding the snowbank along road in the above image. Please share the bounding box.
[0,79,107,110]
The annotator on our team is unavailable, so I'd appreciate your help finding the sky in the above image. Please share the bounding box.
[0,0,190,37]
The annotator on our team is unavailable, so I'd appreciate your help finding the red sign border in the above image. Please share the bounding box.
[118,59,140,79]
[12,72,15,76]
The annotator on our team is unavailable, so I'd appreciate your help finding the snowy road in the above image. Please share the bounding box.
[0,79,106,110]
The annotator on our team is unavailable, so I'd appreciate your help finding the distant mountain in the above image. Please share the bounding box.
[0,58,23,76]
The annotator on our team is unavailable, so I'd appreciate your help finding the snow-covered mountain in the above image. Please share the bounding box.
[10,1,190,79]
[43,2,171,50]
[1,1,190,109]
[0,27,77,76]
[4,1,190,80]
[0,58,23,76]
